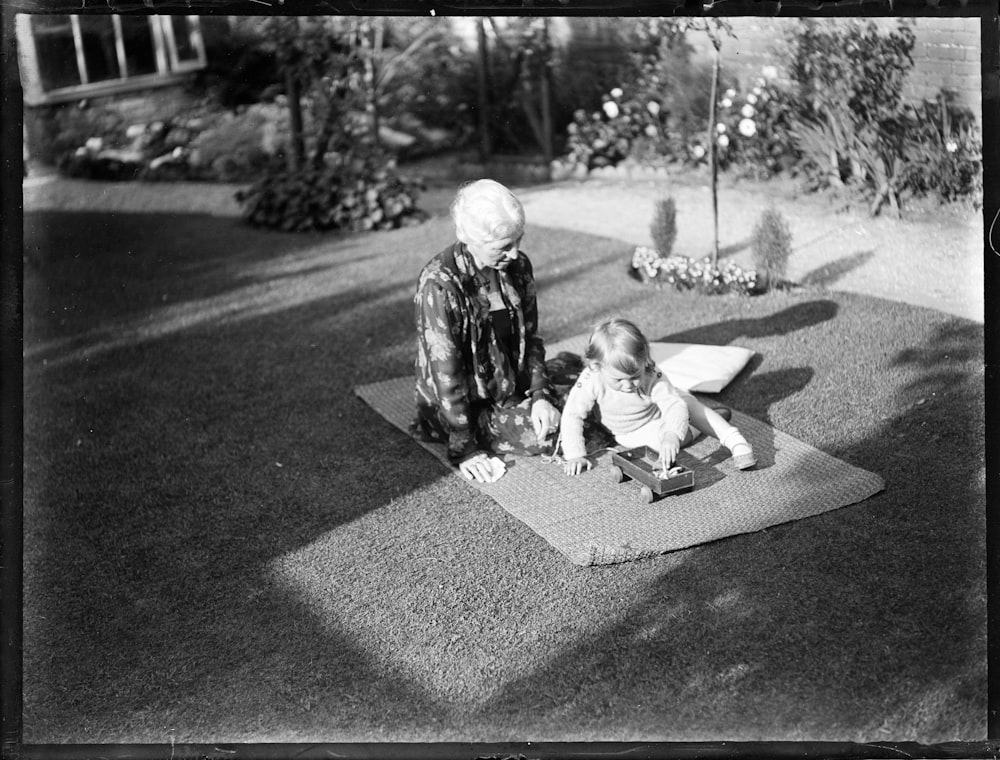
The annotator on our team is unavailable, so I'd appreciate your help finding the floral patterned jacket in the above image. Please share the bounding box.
[414,241,550,461]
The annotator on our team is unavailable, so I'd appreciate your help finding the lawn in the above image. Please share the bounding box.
[20,197,986,744]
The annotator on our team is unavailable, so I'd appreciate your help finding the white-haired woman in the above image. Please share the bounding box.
[412,179,561,483]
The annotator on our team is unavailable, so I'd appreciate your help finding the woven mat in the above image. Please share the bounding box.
[354,376,885,566]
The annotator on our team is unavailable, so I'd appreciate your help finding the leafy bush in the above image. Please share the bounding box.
[630,246,759,296]
[784,19,917,214]
[194,18,283,108]
[750,207,793,290]
[898,92,983,205]
[236,154,426,233]
[186,103,285,182]
[650,197,677,256]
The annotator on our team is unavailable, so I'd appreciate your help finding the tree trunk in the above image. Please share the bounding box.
[280,16,305,173]
[476,18,493,162]
[366,18,384,149]
[539,19,553,164]
[707,46,720,266]
[286,66,305,173]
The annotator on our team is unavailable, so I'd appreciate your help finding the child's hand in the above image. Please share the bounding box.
[563,457,593,476]
[658,431,681,468]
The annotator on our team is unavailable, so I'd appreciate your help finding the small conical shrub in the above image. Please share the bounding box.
[751,206,793,290]
[650,197,677,257]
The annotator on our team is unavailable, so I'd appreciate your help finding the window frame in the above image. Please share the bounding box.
[17,13,207,106]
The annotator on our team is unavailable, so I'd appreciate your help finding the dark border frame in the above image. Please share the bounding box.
[3,3,997,759]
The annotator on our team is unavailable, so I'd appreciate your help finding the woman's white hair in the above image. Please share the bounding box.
[450,179,525,246]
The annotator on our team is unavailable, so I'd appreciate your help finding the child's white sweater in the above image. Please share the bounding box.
[560,366,692,460]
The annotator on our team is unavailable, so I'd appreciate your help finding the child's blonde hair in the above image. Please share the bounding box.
[584,318,652,376]
[451,179,525,246]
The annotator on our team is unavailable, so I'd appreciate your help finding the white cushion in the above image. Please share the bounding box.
[649,342,754,393]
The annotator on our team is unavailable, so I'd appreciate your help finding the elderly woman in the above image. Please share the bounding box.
[412,179,561,484]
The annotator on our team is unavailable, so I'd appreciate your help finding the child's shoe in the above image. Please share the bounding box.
[710,404,733,422]
[722,430,757,470]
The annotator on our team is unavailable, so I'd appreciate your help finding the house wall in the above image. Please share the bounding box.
[19,15,229,165]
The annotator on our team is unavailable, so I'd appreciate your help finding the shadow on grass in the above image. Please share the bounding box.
[23,271,458,740]
[799,250,876,288]
[20,208,986,743]
[655,300,839,346]
[732,366,815,424]
[467,307,985,742]
[718,237,751,259]
[23,209,453,341]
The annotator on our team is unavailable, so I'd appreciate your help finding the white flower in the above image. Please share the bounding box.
[721,97,733,108]
[762,66,778,80]
[725,88,736,99]
[746,93,759,105]
[85,137,103,152]
[603,101,620,119]
[716,123,727,134]
[718,134,730,148]
[692,144,706,159]
[126,124,145,139]
[610,87,624,99]
[647,101,660,116]
[645,124,658,137]
[741,104,755,118]
[738,118,757,137]
[946,140,958,153]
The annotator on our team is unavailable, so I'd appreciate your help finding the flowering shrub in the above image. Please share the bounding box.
[560,62,801,178]
[713,78,801,179]
[560,24,716,170]
[562,90,644,170]
[630,246,759,296]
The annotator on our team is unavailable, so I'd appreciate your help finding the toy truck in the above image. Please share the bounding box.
[609,446,695,503]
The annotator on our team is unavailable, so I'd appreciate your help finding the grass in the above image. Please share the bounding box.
[20,199,986,745]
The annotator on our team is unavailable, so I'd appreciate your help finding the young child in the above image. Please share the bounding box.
[559,318,756,476]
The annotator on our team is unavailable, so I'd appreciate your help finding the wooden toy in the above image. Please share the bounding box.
[609,446,695,503]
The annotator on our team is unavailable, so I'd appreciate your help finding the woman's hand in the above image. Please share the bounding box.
[458,451,499,483]
[530,398,561,443]
[563,456,593,476]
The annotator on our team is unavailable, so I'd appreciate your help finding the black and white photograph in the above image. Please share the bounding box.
[5,2,994,752]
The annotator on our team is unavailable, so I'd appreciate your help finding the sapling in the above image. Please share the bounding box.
[750,206,793,290]
[650,196,677,257]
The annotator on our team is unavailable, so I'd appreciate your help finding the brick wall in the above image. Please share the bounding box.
[685,17,983,123]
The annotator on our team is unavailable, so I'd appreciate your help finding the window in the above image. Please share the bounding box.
[19,14,206,103]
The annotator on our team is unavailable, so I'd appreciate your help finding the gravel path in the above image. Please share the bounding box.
[22,170,984,323]
[516,174,984,324]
